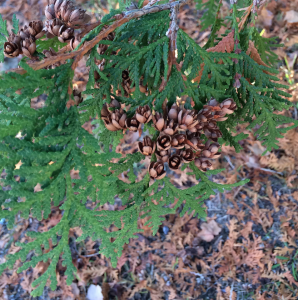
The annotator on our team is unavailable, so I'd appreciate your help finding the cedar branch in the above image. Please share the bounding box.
[7,0,191,75]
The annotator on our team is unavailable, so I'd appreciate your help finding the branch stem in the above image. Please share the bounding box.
[7,0,190,75]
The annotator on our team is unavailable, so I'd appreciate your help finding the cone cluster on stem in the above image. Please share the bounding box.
[4,21,45,59]
[3,0,90,58]
[101,98,237,179]
[45,0,90,47]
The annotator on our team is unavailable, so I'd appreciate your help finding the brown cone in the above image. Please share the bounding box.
[101,103,110,120]
[162,119,178,136]
[68,8,91,26]
[19,27,30,40]
[125,117,140,132]
[194,157,212,172]
[4,42,20,58]
[181,149,194,163]
[45,19,64,37]
[136,105,152,124]
[204,128,222,142]
[102,115,118,131]
[169,155,181,170]
[148,161,166,180]
[4,33,22,58]
[185,132,205,151]
[109,99,120,109]
[213,98,236,121]
[152,111,165,132]
[43,47,57,58]
[168,103,179,122]
[157,134,172,151]
[59,0,74,22]
[58,25,74,43]
[155,149,170,163]
[202,141,220,159]
[21,36,36,58]
[197,98,221,122]
[177,108,198,132]
[70,35,81,50]
[111,108,127,130]
[45,4,56,20]
[171,134,186,149]
[27,21,45,39]
[138,136,156,156]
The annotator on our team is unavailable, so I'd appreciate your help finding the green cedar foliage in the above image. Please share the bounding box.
[0,0,296,296]
[196,0,221,30]
[0,14,9,63]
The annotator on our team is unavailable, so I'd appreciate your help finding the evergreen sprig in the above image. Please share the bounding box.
[0,0,296,296]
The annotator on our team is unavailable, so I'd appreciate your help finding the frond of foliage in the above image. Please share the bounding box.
[196,0,221,30]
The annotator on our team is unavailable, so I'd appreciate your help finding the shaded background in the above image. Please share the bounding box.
[1,0,298,299]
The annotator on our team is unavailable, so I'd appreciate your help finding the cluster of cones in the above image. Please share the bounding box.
[101,98,237,180]
[4,21,45,59]
[4,0,90,59]
[45,0,90,47]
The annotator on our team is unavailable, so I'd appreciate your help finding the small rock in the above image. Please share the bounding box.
[163,226,169,235]
[87,284,103,300]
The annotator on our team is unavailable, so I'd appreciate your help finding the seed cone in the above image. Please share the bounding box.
[100,100,120,117]
[45,19,64,37]
[157,134,172,151]
[202,141,221,159]
[101,103,110,119]
[27,21,45,39]
[43,47,57,58]
[111,109,127,130]
[220,98,237,114]
[212,98,237,121]
[21,35,36,58]
[138,136,156,156]
[194,157,212,172]
[119,70,133,96]
[203,121,222,142]
[155,149,170,163]
[102,115,118,131]
[162,119,178,136]
[46,0,91,26]
[168,103,179,122]
[177,108,198,132]
[125,117,140,132]
[109,99,120,109]
[58,26,74,43]
[4,42,20,57]
[19,27,30,40]
[185,132,205,151]
[148,161,166,180]
[4,33,22,58]
[198,97,237,123]
[70,35,81,50]
[169,154,181,170]
[136,105,152,124]
[60,0,74,21]
[152,111,165,132]
[68,8,91,26]
[181,149,194,163]
[101,102,126,131]
[171,134,186,149]
[45,4,56,20]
